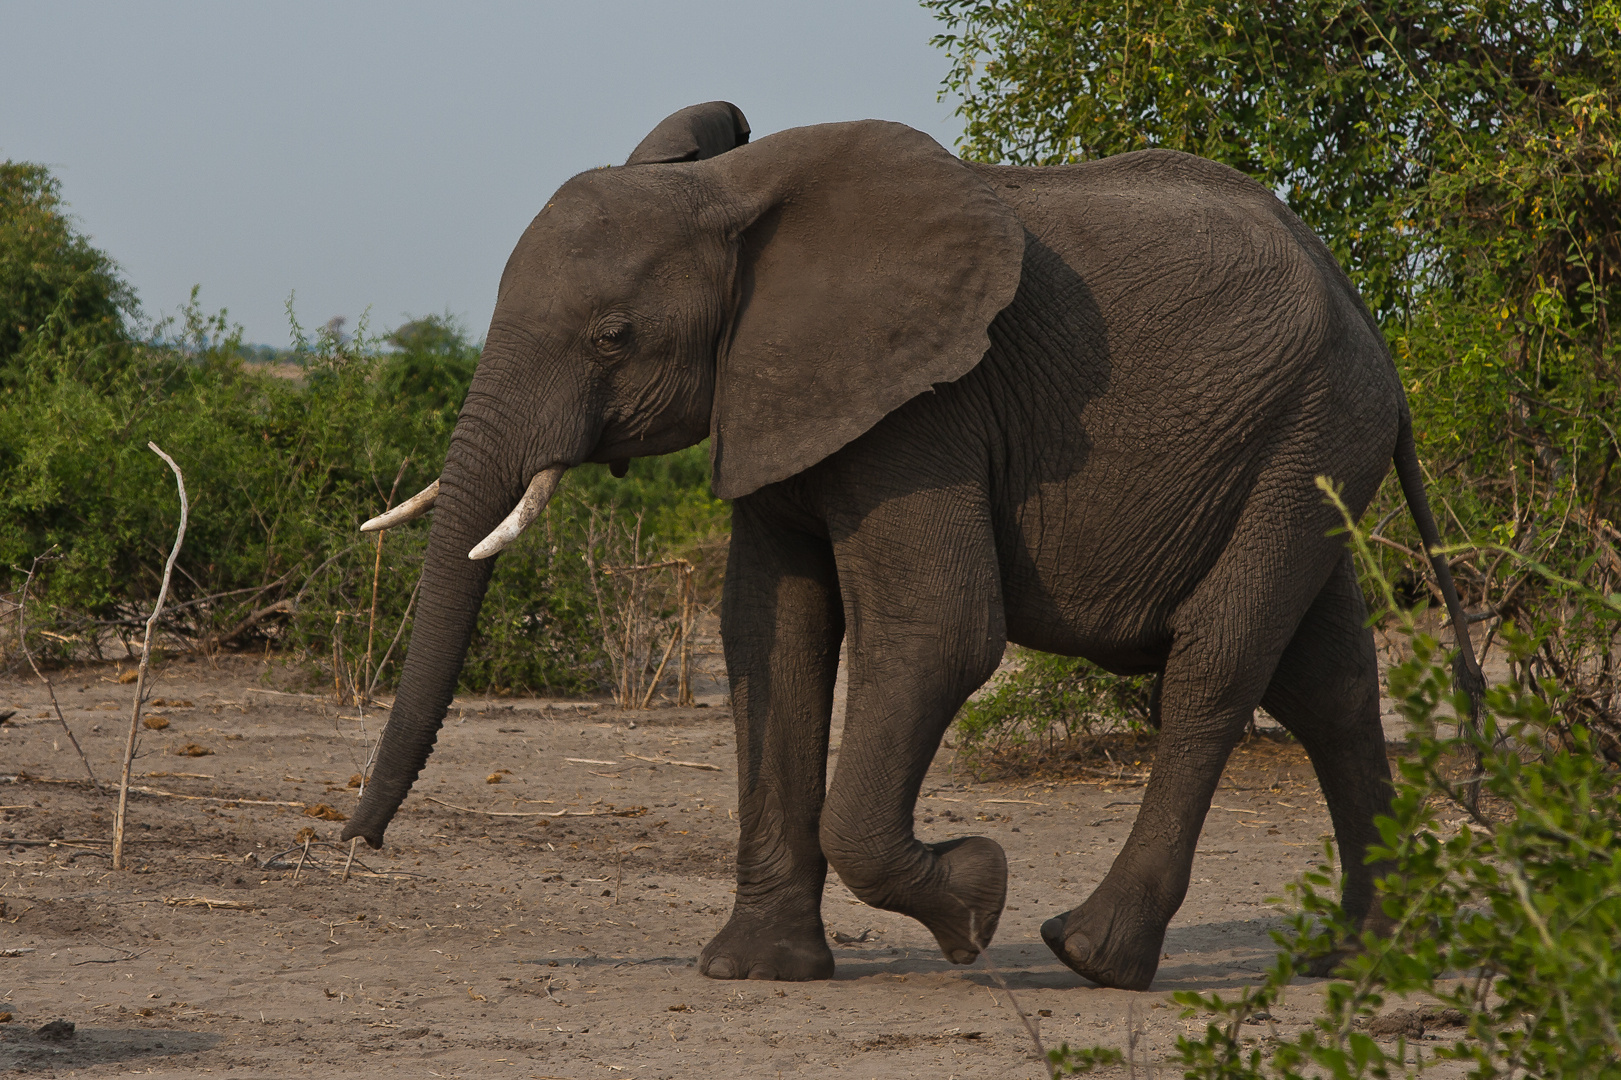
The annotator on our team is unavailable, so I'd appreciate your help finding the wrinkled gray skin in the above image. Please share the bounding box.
[343,102,1480,990]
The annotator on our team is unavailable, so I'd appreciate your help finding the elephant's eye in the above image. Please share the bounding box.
[591,321,633,356]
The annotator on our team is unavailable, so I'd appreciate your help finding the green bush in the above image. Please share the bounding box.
[953,648,1153,763]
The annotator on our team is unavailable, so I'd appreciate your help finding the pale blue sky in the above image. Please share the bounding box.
[1,2,964,345]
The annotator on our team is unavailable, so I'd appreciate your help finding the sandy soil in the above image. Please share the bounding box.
[0,651,1470,1078]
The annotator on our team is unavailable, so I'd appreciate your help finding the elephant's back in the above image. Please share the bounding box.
[958,153,1402,661]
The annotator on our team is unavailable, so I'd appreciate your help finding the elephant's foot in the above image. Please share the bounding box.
[699,911,834,982]
[901,836,1008,965]
[1041,890,1165,991]
[1297,902,1396,978]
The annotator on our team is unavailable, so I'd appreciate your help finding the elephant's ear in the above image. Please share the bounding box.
[626,102,750,165]
[701,120,1026,500]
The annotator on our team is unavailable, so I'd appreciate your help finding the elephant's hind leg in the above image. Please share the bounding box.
[1042,489,1347,990]
[1260,551,1394,959]
[700,499,843,981]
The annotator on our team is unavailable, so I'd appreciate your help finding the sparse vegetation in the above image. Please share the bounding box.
[953,649,1153,773]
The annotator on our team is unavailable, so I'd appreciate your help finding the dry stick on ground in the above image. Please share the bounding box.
[623,751,720,771]
[367,567,423,703]
[363,459,409,705]
[976,920,1055,1080]
[111,444,188,871]
[678,560,694,705]
[423,795,646,818]
[14,548,100,789]
[639,627,682,708]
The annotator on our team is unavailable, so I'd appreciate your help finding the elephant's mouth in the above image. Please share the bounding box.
[359,465,569,561]
[466,465,568,559]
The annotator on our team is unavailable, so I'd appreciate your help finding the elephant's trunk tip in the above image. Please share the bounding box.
[339,819,387,851]
[468,465,568,559]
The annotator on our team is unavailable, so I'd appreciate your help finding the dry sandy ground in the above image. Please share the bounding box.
[0,654,1469,1079]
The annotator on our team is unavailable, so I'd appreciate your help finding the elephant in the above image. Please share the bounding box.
[342,101,1482,991]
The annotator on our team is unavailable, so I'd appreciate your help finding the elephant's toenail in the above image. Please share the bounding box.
[746,964,778,980]
[948,948,978,965]
[705,957,737,979]
[1040,915,1068,952]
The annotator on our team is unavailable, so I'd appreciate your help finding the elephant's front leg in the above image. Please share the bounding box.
[699,499,843,981]
[819,489,1009,965]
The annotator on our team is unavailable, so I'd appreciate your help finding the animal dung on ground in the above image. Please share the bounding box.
[486,769,513,784]
[1364,1008,1427,1039]
[116,670,138,684]
[173,742,212,756]
[347,774,363,788]
[149,698,192,707]
[295,826,317,843]
[303,803,348,821]
[142,715,169,730]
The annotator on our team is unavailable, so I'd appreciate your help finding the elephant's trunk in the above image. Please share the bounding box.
[342,414,561,849]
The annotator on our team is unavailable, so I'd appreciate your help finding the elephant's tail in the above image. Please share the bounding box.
[1393,415,1486,726]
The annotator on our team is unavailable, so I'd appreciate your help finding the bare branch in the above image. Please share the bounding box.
[112,443,189,871]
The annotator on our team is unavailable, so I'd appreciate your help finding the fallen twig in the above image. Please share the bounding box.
[424,796,648,818]
[1073,766,1150,782]
[624,752,720,771]
[113,443,188,871]
[163,895,255,911]
[127,785,305,807]
[0,837,160,846]
[71,939,147,966]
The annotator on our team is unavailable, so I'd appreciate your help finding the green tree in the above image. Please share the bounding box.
[379,312,480,433]
[0,161,137,377]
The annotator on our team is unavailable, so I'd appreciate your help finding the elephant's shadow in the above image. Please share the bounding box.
[829,915,1288,992]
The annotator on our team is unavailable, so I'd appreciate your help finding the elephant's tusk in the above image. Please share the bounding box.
[360,480,440,532]
[467,465,568,560]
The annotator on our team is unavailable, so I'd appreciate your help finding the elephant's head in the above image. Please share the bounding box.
[342,102,1025,848]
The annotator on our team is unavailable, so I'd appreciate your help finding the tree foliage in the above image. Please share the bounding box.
[0,161,137,379]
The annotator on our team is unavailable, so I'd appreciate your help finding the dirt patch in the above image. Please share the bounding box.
[0,654,1474,1077]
